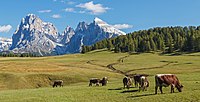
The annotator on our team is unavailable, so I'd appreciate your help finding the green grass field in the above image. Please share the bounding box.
[0,50,200,102]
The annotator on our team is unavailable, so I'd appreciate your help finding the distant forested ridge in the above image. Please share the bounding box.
[82,26,200,53]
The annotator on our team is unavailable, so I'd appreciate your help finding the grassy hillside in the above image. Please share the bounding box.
[0,50,200,102]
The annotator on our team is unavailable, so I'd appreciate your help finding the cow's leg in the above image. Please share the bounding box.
[143,86,145,91]
[142,86,145,91]
[89,82,92,86]
[96,83,99,86]
[139,86,141,92]
[155,86,158,94]
[171,84,175,93]
[135,81,137,87]
[159,86,163,94]
[123,83,126,89]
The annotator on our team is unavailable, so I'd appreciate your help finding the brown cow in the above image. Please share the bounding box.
[53,80,63,88]
[89,78,101,86]
[155,74,183,94]
[123,77,133,89]
[139,76,149,92]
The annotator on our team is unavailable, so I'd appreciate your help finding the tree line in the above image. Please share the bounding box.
[82,26,200,53]
[0,52,39,57]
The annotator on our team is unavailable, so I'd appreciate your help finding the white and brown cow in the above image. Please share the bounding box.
[139,76,149,92]
[123,77,133,89]
[155,74,183,94]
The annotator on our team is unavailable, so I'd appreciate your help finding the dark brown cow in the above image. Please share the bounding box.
[89,78,101,86]
[100,77,108,86]
[53,80,63,88]
[139,76,149,92]
[123,77,133,89]
[133,74,149,87]
[155,74,183,94]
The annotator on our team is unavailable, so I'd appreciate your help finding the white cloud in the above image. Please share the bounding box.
[60,0,65,3]
[113,24,133,29]
[51,14,61,19]
[64,8,75,12]
[38,10,52,13]
[0,25,12,33]
[76,1,110,15]
[67,1,75,5]
[79,11,86,14]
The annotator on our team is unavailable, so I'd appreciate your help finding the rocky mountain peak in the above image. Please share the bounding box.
[10,14,60,56]
[60,26,75,44]
[75,22,88,32]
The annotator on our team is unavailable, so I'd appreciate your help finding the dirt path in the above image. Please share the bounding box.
[86,55,130,75]
[86,54,176,75]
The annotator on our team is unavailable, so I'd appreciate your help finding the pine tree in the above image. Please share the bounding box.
[150,38,157,51]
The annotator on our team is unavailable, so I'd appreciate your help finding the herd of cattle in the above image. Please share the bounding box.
[52,74,183,94]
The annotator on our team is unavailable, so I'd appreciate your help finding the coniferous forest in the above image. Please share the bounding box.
[82,26,200,54]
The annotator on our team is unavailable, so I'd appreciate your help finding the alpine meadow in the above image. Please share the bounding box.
[1,0,200,102]
[0,50,200,102]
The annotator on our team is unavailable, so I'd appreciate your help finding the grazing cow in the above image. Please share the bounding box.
[123,77,133,89]
[100,77,108,86]
[155,74,183,94]
[53,80,63,88]
[89,78,101,86]
[139,76,149,92]
[133,74,149,87]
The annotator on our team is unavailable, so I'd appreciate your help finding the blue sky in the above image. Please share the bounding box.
[0,0,200,38]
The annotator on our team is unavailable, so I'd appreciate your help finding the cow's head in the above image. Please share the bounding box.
[177,84,183,92]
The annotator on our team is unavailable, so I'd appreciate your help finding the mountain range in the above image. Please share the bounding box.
[1,14,126,56]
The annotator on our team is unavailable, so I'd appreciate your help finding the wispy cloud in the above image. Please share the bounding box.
[0,25,12,33]
[113,24,133,29]
[67,1,75,5]
[51,14,61,19]
[38,10,52,13]
[64,8,75,13]
[60,0,65,3]
[79,11,86,14]
[53,0,75,5]
[76,1,110,15]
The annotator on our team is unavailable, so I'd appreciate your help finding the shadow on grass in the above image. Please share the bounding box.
[121,89,138,93]
[108,86,137,91]
[108,87,124,90]
[127,93,155,98]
